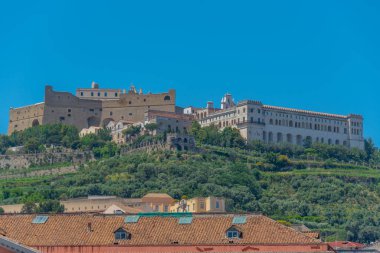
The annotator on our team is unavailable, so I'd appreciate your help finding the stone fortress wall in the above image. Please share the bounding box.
[8,83,176,134]
[8,102,45,134]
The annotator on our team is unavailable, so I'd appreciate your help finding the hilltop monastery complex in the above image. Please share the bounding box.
[8,82,364,150]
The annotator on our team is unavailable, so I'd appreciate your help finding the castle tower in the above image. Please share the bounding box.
[221,93,235,110]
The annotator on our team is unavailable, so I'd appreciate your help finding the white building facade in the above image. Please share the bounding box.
[195,95,364,150]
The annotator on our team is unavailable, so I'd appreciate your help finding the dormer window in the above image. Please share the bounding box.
[226,226,242,239]
[114,228,131,240]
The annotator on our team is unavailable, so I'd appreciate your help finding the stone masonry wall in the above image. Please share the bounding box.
[0,151,93,170]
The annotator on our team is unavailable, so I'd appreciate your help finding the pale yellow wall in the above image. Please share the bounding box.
[170,197,226,213]
[0,204,23,213]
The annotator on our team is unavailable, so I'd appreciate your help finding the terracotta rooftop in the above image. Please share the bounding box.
[142,193,173,199]
[146,110,194,121]
[262,105,349,119]
[328,241,365,249]
[302,232,320,240]
[0,214,322,247]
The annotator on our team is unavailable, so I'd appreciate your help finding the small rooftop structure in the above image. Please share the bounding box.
[328,241,366,250]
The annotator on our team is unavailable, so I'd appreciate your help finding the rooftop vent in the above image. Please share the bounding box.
[125,215,140,223]
[32,216,49,224]
[232,216,247,224]
[178,216,193,224]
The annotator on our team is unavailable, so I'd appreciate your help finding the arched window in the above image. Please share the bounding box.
[296,135,302,145]
[32,119,40,127]
[268,132,273,143]
[286,133,292,143]
[164,95,171,101]
[269,119,273,125]
[277,132,283,143]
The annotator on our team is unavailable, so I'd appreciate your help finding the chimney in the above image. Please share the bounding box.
[87,222,93,232]
[91,81,99,89]
[207,101,214,109]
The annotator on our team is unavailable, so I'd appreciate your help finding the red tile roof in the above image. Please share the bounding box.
[0,214,323,247]
[146,110,194,121]
[0,236,41,253]
[328,241,365,249]
[303,232,320,239]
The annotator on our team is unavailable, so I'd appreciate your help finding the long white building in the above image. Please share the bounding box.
[186,94,364,150]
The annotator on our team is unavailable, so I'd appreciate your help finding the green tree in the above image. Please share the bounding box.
[21,202,38,214]
[97,128,112,142]
[123,125,141,136]
[93,142,119,158]
[80,134,104,150]
[24,137,41,153]
[220,127,246,148]
[37,200,65,213]
[365,139,376,162]
[144,123,158,134]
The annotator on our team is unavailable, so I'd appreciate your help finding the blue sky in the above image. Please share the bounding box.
[0,0,379,144]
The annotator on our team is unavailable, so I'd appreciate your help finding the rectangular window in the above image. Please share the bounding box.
[98,92,100,96]
[115,232,127,240]
[91,92,94,96]
[216,201,220,209]
[104,92,108,97]
[227,231,239,238]
[115,93,118,97]
[80,92,84,96]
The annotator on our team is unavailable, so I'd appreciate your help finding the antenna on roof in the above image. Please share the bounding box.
[177,196,188,212]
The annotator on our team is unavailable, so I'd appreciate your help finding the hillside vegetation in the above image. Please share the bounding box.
[1,123,380,243]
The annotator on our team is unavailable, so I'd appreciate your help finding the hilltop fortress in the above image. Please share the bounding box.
[8,82,175,135]
[8,82,364,150]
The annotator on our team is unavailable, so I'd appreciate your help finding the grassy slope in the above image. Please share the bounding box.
[1,146,380,242]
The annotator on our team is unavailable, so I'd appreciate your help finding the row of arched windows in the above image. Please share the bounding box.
[262,131,347,146]
[268,119,344,133]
